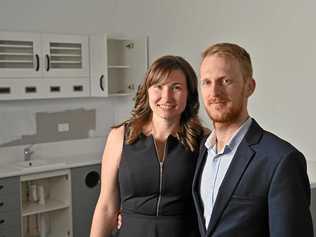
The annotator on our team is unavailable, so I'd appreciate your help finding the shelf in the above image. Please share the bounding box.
[47,230,71,237]
[22,199,70,216]
[24,230,71,237]
[108,92,133,97]
[21,169,72,236]
[108,65,130,69]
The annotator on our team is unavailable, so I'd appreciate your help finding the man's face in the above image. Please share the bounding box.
[200,54,254,124]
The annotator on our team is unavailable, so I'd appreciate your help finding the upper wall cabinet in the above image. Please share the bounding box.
[90,34,148,97]
[0,32,42,78]
[0,31,90,100]
[41,34,89,78]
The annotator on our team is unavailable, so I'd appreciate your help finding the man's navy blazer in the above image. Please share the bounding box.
[192,119,313,237]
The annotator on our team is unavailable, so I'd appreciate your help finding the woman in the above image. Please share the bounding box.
[90,55,204,237]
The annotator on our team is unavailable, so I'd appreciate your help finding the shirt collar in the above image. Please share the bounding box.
[205,117,253,154]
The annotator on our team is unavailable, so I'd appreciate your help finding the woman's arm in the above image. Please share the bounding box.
[90,126,124,237]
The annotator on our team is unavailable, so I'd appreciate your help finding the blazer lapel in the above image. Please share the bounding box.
[192,137,208,235]
[206,119,263,236]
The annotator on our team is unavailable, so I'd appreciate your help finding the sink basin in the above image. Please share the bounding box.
[16,160,48,168]
[14,160,66,171]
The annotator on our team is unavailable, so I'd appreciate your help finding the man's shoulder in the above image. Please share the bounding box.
[256,129,302,158]
[248,119,299,153]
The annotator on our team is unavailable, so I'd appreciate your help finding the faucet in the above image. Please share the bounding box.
[24,145,34,161]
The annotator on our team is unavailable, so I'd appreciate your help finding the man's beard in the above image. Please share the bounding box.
[206,90,245,124]
[206,102,243,124]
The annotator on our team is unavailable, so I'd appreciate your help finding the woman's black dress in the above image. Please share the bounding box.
[117,134,200,237]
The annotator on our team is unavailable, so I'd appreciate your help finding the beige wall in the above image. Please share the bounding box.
[1,0,316,160]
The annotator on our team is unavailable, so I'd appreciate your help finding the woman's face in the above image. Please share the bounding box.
[148,70,188,122]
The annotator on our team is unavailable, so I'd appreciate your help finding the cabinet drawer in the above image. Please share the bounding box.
[0,193,20,212]
[0,211,21,234]
[0,177,19,196]
[0,228,21,237]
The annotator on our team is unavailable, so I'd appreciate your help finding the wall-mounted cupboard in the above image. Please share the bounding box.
[0,31,89,100]
[0,31,149,100]
[90,34,148,97]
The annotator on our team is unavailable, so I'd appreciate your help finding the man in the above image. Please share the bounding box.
[192,43,313,237]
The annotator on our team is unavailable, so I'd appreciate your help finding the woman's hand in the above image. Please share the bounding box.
[117,211,122,229]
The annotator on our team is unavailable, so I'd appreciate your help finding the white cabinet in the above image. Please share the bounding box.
[90,34,148,97]
[0,32,42,78]
[0,31,90,100]
[20,169,72,237]
[41,34,89,78]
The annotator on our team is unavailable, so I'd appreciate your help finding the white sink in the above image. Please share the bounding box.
[16,160,48,168]
[14,160,66,171]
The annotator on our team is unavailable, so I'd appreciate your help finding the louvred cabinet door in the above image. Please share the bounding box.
[0,31,90,100]
[0,31,42,78]
[41,34,89,78]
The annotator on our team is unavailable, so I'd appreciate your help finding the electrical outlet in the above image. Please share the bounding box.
[57,123,70,132]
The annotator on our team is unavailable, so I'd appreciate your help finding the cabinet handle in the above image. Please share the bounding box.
[0,185,3,190]
[0,202,3,207]
[0,219,4,224]
[99,75,104,91]
[46,54,50,71]
[35,54,40,71]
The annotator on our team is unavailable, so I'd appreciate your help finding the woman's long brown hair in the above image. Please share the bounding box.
[114,55,203,152]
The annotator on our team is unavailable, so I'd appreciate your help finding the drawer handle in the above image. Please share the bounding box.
[0,185,3,190]
[0,87,10,94]
[0,219,5,224]
[0,202,3,207]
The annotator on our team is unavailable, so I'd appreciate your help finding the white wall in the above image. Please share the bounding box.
[1,0,316,160]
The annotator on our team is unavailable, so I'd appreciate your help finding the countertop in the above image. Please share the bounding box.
[0,153,102,178]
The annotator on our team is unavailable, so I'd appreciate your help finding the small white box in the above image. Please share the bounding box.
[57,123,70,132]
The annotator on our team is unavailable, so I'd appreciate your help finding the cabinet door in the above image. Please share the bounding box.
[90,35,148,97]
[71,165,100,237]
[0,176,21,237]
[89,34,108,97]
[41,34,89,78]
[107,37,148,96]
[0,31,42,78]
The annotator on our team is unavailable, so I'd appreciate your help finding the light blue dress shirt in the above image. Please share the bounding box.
[200,117,252,229]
